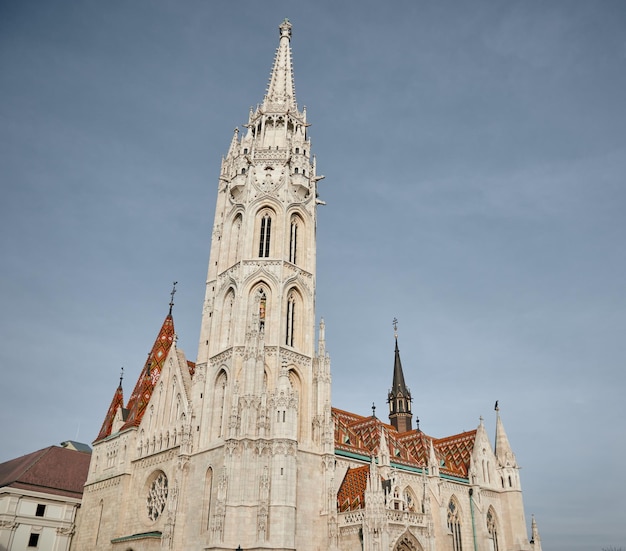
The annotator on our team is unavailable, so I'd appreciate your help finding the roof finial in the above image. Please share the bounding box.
[393,317,398,340]
[372,402,376,418]
[494,399,499,412]
[119,366,124,387]
[169,281,178,315]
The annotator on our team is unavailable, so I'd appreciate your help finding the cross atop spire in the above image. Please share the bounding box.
[169,281,178,315]
[264,19,297,111]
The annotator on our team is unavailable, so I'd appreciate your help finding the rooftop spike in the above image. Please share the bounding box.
[378,424,390,468]
[317,318,326,356]
[263,19,297,111]
[530,514,542,550]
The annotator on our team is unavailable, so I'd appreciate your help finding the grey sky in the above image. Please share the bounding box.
[1,2,625,550]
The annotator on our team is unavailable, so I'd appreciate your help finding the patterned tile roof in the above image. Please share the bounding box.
[0,446,91,499]
[337,465,369,512]
[332,408,477,479]
[435,429,477,478]
[120,314,175,431]
[95,382,124,443]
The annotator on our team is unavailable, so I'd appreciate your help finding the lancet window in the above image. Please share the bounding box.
[259,212,271,257]
[285,292,295,346]
[487,508,499,551]
[203,467,213,532]
[289,217,298,264]
[447,498,463,551]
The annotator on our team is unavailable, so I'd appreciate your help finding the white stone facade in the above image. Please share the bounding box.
[72,20,541,551]
[0,488,81,551]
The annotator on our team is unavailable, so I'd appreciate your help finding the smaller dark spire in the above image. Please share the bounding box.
[387,318,413,433]
[169,281,178,315]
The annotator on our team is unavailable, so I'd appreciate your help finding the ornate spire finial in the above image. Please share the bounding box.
[494,399,499,412]
[169,281,178,315]
[393,317,398,340]
[372,402,376,417]
[279,18,292,40]
[119,367,124,387]
[264,19,297,110]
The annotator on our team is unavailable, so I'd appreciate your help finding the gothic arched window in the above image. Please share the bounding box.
[259,212,271,257]
[402,487,416,512]
[289,217,298,264]
[286,292,295,346]
[203,467,213,532]
[212,371,228,439]
[229,214,242,267]
[448,498,463,551]
[487,508,499,551]
[221,289,235,346]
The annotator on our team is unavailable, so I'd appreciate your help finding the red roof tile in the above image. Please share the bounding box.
[0,446,91,499]
[332,408,477,479]
[95,383,124,443]
[337,465,370,512]
[119,314,175,431]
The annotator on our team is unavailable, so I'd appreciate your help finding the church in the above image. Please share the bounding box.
[72,20,542,551]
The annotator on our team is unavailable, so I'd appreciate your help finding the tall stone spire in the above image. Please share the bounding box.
[494,403,517,467]
[387,318,413,432]
[264,18,297,111]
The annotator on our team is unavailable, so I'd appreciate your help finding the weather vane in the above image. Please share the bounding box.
[372,402,376,417]
[119,366,124,387]
[169,281,178,314]
[393,317,398,339]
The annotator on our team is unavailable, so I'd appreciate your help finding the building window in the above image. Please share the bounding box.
[28,533,39,547]
[487,508,499,551]
[294,167,299,174]
[259,213,271,257]
[146,472,168,522]
[35,504,45,517]
[448,498,463,551]
[289,218,298,264]
[285,292,295,346]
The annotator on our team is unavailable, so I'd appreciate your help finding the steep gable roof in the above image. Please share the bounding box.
[95,381,125,443]
[119,313,175,431]
[0,446,91,499]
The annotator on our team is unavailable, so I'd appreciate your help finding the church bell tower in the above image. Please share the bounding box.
[189,18,333,550]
